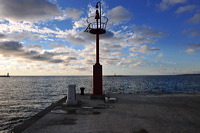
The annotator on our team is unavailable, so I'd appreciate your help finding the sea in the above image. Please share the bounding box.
[0,75,200,132]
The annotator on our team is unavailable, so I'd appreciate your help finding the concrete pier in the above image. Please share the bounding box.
[12,94,200,133]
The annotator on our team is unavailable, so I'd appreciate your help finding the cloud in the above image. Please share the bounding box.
[101,48,110,54]
[175,5,198,14]
[82,59,94,65]
[100,31,115,40]
[0,33,6,39]
[184,43,200,48]
[185,48,198,53]
[130,61,145,67]
[158,53,164,57]
[182,28,200,37]
[108,6,132,24]
[104,57,119,65]
[130,53,142,57]
[0,0,61,22]
[66,57,77,60]
[102,42,122,51]
[73,66,88,71]
[49,43,65,48]
[112,52,124,56]
[66,33,86,44]
[27,44,42,50]
[158,0,187,10]
[0,41,70,63]
[128,36,155,45]
[130,45,160,53]
[0,41,23,55]
[9,32,40,41]
[187,13,200,24]
[132,25,164,38]
[83,44,95,52]
[55,8,83,21]
[74,18,87,29]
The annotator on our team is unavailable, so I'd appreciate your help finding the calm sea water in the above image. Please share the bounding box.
[0,75,200,132]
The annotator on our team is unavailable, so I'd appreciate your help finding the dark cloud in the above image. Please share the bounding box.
[0,41,69,64]
[66,34,85,44]
[66,57,77,60]
[49,59,65,63]
[0,41,23,54]
[0,0,61,22]
[101,31,114,39]
[108,44,121,50]
[185,43,200,48]
[108,6,132,24]
[0,33,6,39]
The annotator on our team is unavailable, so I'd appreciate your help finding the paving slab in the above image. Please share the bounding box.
[13,94,200,133]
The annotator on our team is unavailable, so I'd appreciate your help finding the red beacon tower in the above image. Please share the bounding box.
[85,2,108,99]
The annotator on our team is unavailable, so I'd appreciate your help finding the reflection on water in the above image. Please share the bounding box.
[0,75,200,132]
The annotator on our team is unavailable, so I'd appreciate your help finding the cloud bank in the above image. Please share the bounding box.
[0,0,61,22]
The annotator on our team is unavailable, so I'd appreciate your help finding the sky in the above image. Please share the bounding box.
[0,0,200,76]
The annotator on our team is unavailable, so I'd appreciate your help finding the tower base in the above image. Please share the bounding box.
[92,63,103,98]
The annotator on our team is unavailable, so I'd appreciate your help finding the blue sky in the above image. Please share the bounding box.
[0,0,199,76]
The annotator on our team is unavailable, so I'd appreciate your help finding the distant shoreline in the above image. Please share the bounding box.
[0,75,10,77]
[1,74,200,77]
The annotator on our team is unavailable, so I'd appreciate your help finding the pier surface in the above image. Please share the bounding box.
[14,94,200,133]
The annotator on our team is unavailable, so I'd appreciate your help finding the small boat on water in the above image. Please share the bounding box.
[0,73,10,77]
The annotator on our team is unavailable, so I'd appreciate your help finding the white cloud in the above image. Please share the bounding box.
[108,6,132,24]
[0,0,61,22]
[158,0,187,10]
[175,5,198,14]
[8,32,40,41]
[72,65,89,72]
[130,45,160,53]
[185,48,198,53]
[74,18,87,29]
[112,52,124,56]
[158,53,164,57]
[130,53,142,57]
[130,61,145,67]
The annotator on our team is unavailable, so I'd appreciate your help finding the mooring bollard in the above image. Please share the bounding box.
[66,84,77,105]
[80,87,85,95]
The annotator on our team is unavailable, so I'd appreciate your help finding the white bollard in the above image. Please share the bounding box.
[66,84,77,105]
